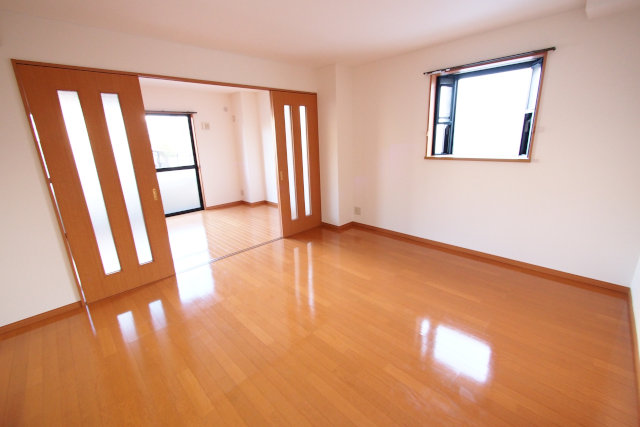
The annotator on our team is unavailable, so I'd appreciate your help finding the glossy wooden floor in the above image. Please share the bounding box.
[166,204,281,271]
[1,227,638,425]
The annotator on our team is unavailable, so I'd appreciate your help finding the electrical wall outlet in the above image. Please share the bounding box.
[201,122,210,130]
[354,206,361,215]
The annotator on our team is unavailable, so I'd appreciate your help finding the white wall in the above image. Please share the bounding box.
[317,64,355,226]
[335,66,355,225]
[317,66,340,225]
[229,91,278,205]
[256,92,279,204]
[231,92,268,203]
[351,8,640,286]
[139,81,244,207]
[0,11,317,327]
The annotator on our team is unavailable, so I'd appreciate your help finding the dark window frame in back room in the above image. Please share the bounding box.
[145,111,205,216]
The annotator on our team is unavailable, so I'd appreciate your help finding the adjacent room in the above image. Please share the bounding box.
[138,78,281,272]
[1,0,639,425]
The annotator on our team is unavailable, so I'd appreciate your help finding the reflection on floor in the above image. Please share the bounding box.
[166,203,281,272]
[1,227,636,425]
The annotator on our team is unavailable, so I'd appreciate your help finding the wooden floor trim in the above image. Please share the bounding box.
[343,221,628,294]
[0,301,82,337]
[321,222,355,232]
[206,200,278,210]
[328,220,639,401]
[242,200,271,208]
[205,201,244,210]
[629,297,640,413]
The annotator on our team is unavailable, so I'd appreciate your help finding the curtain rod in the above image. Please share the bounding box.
[423,47,556,76]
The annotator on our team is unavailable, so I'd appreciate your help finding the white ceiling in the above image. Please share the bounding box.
[1,0,588,67]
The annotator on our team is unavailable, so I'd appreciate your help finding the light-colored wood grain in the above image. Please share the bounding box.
[205,200,244,210]
[1,227,637,425]
[206,200,278,210]
[347,221,628,293]
[321,221,355,232]
[166,204,281,272]
[0,302,82,336]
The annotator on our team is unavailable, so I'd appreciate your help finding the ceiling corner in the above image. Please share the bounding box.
[585,0,640,18]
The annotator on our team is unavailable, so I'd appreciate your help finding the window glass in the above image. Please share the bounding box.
[437,86,453,119]
[145,115,195,168]
[156,169,202,215]
[452,67,532,158]
[426,53,546,160]
[145,113,203,216]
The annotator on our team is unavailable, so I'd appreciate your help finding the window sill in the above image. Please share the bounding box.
[424,155,531,162]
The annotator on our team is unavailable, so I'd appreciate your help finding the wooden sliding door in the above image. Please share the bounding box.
[271,91,322,237]
[14,62,174,302]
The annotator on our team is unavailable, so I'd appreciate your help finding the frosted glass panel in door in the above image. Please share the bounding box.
[283,105,298,220]
[57,90,121,275]
[157,169,201,215]
[299,106,311,217]
[101,93,153,265]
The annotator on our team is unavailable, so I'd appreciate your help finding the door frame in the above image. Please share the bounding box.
[12,58,319,303]
[13,59,316,95]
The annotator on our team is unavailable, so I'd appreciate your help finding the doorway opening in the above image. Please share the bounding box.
[138,77,282,272]
[14,59,321,303]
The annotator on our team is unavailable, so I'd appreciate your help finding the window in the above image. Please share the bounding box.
[425,49,551,161]
[145,113,204,216]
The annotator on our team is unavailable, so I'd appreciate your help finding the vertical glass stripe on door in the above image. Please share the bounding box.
[299,106,311,216]
[57,90,121,274]
[29,114,51,179]
[101,93,153,265]
[284,105,298,220]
